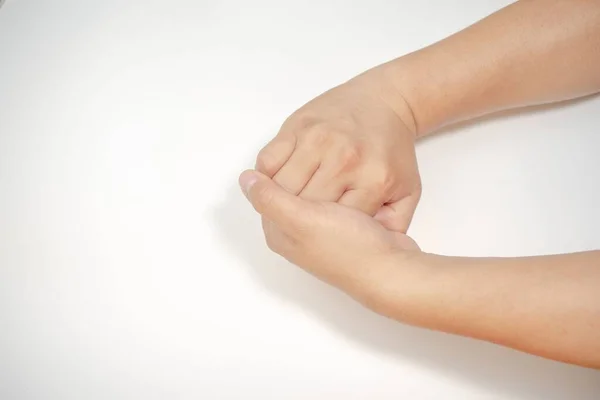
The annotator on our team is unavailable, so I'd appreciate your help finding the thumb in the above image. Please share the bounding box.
[239,169,307,230]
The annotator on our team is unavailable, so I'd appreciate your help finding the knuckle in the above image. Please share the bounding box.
[256,148,276,174]
[371,165,395,193]
[303,125,331,147]
[337,142,363,171]
[284,112,315,131]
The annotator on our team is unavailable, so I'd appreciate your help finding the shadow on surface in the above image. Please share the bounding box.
[212,185,600,400]
[212,101,600,399]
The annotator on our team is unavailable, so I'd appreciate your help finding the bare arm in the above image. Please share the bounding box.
[243,0,600,369]
[240,170,600,369]
[362,1,600,367]
[376,251,600,369]
[252,0,600,233]
[376,0,600,136]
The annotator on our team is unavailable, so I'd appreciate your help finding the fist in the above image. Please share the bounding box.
[256,69,421,233]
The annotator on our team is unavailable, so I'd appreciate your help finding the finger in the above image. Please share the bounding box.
[255,134,296,177]
[374,192,420,233]
[272,146,321,195]
[298,163,347,202]
[337,188,383,216]
[239,170,311,234]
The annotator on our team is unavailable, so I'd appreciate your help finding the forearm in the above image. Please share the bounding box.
[376,251,600,368]
[379,0,600,136]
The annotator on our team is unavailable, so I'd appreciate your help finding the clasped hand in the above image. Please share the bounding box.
[239,68,422,305]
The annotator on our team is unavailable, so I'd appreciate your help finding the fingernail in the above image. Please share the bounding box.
[239,171,258,196]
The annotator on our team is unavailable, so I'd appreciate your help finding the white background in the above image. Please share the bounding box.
[1,0,599,399]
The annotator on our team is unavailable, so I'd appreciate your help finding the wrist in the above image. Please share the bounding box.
[357,250,441,326]
[377,47,477,138]
[349,65,419,140]
[377,56,441,138]
[350,55,446,138]
[360,251,477,334]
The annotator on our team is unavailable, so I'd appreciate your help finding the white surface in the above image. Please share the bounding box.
[1,1,599,399]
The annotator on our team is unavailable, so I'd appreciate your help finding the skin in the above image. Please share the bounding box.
[241,0,600,369]
[255,46,421,233]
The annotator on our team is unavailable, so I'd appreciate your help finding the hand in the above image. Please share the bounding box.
[255,68,421,233]
[239,168,600,371]
[239,170,420,308]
